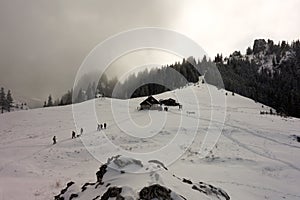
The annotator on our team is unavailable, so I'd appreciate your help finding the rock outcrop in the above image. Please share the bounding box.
[54,155,230,200]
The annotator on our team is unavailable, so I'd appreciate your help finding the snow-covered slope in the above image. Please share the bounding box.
[0,83,300,200]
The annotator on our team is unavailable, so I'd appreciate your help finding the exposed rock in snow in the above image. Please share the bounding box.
[54,181,78,200]
[55,155,230,200]
[231,39,297,76]
[139,184,174,200]
[253,39,267,54]
[108,155,143,170]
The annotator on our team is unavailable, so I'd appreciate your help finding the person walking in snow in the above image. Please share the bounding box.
[53,136,56,144]
[80,128,83,135]
[72,131,76,139]
[103,123,107,129]
[97,124,101,131]
[100,124,103,130]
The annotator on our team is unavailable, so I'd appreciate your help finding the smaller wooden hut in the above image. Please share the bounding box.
[159,98,179,106]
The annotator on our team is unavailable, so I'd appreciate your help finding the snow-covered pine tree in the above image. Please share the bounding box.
[6,90,13,112]
[76,89,84,103]
[0,87,6,113]
[47,95,53,107]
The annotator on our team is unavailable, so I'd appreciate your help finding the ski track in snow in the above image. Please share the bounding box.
[0,137,76,173]
[209,180,300,199]
[223,130,300,171]
[223,116,300,171]
[169,107,300,172]
[226,119,300,149]
[170,109,300,150]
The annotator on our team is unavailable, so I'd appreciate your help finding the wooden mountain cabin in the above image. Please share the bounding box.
[139,96,161,110]
[159,98,180,106]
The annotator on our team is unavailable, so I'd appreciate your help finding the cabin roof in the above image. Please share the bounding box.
[140,96,160,106]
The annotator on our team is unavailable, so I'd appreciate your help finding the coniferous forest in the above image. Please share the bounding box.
[0,87,27,113]
[50,39,300,118]
[216,39,300,118]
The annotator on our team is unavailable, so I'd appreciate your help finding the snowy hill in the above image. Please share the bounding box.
[12,93,41,109]
[0,83,300,200]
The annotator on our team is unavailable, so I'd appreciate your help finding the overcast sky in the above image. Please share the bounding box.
[0,0,299,107]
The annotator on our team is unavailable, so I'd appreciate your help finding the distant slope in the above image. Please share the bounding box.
[0,83,299,200]
[13,93,42,108]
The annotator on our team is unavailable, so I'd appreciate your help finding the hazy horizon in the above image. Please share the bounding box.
[0,0,299,107]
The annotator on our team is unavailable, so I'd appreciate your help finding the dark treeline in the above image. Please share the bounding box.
[113,57,202,99]
[0,87,13,113]
[0,87,27,113]
[47,39,300,118]
[113,56,225,99]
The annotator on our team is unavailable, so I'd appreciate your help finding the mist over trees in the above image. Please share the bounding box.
[47,39,300,118]
[44,73,119,106]
[50,56,223,103]
[115,56,225,98]
[113,57,201,99]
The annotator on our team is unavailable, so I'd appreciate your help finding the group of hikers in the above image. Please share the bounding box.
[52,128,83,145]
[53,123,108,145]
[72,127,84,139]
[97,122,107,131]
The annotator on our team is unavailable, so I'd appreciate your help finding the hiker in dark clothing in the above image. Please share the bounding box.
[80,128,83,135]
[100,124,103,130]
[53,136,56,144]
[103,123,107,129]
[72,131,76,139]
